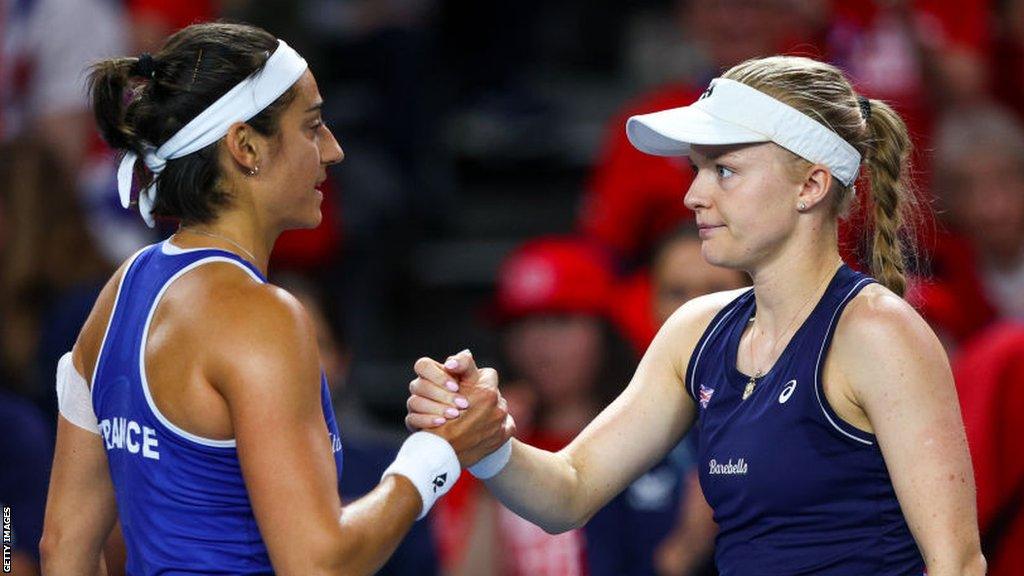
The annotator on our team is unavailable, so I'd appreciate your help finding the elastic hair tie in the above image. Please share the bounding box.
[857,95,872,122]
[132,53,158,80]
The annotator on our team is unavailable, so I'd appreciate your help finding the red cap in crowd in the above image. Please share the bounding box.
[494,237,615,323]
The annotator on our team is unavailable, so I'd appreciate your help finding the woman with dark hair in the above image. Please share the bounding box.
[40,22,511,575]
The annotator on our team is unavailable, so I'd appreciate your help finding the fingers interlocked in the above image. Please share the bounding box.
[405,350,512,466]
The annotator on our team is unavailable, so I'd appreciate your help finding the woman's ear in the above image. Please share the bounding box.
[224,121,260,175]
[797,164,833,212]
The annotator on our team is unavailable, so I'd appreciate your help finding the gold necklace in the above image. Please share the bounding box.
[742,262,840,401]
[178,228,259,264]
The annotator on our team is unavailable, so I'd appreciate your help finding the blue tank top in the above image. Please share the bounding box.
[686,264,924,575]
[91,241,344,575]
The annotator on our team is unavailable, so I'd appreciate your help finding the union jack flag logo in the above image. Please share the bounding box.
[699,384,715,409]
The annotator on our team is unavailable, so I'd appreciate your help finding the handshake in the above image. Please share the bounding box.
[383,349,516,519]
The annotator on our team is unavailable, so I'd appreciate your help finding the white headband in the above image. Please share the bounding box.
[117,39,308,227]
[626,78,862,187]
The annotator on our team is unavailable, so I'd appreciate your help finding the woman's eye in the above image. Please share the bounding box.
[716,165,735,179]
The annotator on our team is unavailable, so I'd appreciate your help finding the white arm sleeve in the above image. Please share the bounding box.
[56,352,100,434]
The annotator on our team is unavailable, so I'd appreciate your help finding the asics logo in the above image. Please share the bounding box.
[779,379,798,404]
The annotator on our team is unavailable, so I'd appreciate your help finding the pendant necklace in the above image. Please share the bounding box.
[742,262,839,401]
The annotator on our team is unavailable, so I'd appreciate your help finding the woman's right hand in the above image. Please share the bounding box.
[407,350,515,467]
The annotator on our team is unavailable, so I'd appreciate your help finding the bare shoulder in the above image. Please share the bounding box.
[173,264,320,396]
[835,283,942,356]
[832,283,950,398]
[75,251,143,380]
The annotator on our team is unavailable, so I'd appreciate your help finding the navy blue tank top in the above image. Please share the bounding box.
[91,241,344,575]
[686,264,924,575]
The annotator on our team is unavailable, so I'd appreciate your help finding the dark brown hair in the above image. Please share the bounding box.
[89,22,297,225]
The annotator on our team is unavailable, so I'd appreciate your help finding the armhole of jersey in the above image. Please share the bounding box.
[813,277,877,447]
[685,291,750,402]
[139,257,265,449]
[90,246,149,401]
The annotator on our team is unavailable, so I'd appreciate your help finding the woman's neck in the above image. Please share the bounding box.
[746,231,843,339]
[174,212,277,276]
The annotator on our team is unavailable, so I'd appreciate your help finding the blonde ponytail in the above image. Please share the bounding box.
[862,99,916,296]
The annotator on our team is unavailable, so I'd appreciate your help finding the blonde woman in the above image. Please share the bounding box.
[407,56,984,575]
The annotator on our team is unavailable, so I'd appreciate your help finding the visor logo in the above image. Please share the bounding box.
[699,83,715,100]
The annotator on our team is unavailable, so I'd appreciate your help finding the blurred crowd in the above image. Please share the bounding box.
[1,0,1023,574]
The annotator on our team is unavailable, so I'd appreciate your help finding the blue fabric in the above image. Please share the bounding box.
[0,390,53,560]
[686,265,924,575]
[584,436,700,576]
[92,241,344,575]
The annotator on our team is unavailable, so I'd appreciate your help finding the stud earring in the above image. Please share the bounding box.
[798,201,807,211]
[248,164,259,177]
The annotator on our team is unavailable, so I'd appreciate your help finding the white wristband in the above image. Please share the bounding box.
[381,432,461,520]
[56,352,100,434]
[468,439,513,479]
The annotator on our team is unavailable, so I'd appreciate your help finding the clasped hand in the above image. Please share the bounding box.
[407,350,515,467]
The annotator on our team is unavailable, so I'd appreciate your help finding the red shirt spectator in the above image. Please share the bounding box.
[579,85,701,264]
[952,323,1024,576]
[825,0,990,140]
[917,103,1024,345]
[126,0,217,53]
[435,237,631,576]
[914,233,999,343]
[128,0,215,31]
[434,432,588,576]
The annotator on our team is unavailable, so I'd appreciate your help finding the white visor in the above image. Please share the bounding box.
[626,78,862,187]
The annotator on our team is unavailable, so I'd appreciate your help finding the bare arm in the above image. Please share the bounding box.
[834,287,985,575]
[482,325,695,534]
[40,266,127,576]
[39,416,118,575]
[40,369,118,575]
[215,283,507,575]
[409,292,738,533]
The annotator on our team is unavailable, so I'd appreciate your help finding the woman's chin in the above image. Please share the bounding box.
[701,245,745,271]
[282,211,323,232]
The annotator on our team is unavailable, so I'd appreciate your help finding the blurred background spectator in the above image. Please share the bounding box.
[2,0,1022,573]
[433,237,635,576]
[953,323,1024,576]
[594,225,747,576]
[0,139,112,415]
[275,273,440,575]
[916,103,1024,348]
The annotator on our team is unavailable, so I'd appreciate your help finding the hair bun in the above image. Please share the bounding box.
[131,53,159,80]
